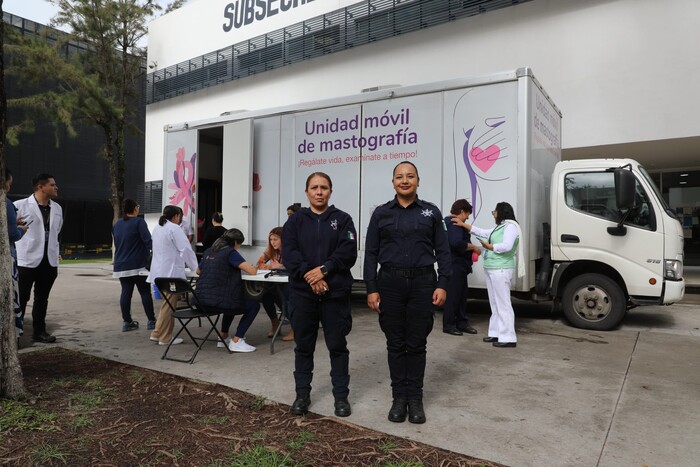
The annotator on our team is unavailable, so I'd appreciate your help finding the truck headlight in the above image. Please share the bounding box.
[664,260,683,281]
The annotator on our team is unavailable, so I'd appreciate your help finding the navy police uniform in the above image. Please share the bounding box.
[364,197,451,400]
[443,214,475,332]
[282,205,358,400]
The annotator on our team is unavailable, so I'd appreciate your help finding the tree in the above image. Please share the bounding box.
[1,0,183,399]
[7,0,184,225]
[0,0,28,399]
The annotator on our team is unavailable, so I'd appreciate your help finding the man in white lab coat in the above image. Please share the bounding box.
[14,173,63,343]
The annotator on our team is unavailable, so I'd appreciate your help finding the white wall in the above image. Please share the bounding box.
[145,0,700,181]
[147,0,359,69]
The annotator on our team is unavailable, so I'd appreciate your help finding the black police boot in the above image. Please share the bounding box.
[388,398,408,423]
[290,395,311,416]
[334,398,351,417]
[407,399,426,424]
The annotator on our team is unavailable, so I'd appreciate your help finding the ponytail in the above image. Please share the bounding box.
[159,205,180,226]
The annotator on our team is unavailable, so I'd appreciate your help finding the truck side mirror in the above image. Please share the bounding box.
[614,168,635,210]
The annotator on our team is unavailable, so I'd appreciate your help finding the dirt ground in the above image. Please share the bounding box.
[0,348,501,466]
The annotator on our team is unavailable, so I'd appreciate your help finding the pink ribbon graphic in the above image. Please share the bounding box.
[167,147,197,216]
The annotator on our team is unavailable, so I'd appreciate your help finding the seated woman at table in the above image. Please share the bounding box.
[256,227,290,339]
[195,228,260,353]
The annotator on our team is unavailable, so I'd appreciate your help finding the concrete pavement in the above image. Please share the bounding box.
[18,263,700,466]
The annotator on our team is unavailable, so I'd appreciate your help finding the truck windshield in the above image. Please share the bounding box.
[638,166,675,217]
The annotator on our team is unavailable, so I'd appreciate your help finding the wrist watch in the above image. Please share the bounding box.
[320,265,328,276]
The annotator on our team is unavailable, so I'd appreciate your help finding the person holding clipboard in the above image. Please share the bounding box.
[452,201,523,348]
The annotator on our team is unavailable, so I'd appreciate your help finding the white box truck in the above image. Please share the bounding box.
[161,67,685,330]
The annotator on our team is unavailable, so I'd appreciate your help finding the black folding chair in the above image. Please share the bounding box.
[154,277,231,363]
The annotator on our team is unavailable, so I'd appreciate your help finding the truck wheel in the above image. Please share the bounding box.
[561,274,626,331]
[243,281,267,301]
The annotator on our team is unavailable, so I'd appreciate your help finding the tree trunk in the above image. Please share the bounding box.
[0,2,28,399]
[0,193,26,399]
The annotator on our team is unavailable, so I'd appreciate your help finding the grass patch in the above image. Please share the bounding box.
[68,414,93,431]
[31,442,69,464]
[244,395,268,410]
[249,431,265,441]
[68,380,115,411]
[208,445,295,467]
[287,430,316,450]
[0,400,59,432]
[60,258,111,265]
[379,440,397,454]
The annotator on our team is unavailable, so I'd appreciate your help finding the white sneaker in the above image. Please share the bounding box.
[217,337,232,348]
[158,337,184,346]
[228,338,256,353]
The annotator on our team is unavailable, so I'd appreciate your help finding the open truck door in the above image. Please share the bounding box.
[222,119,254,245]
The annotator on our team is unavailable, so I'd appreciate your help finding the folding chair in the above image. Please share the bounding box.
[154,277,231,363]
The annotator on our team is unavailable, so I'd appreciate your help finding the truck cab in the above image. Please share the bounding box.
[549,158,685,330]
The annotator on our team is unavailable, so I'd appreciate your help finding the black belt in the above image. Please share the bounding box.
[381,265,434,278]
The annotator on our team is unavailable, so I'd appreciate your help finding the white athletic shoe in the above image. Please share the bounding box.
[158,337,184,346]
[217,337,232,348]
[228,338,256,353]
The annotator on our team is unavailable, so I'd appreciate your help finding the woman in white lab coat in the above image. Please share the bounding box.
[147,205,198,346]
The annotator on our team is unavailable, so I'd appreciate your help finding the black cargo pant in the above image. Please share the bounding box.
[378,267,436,400]
[291,293,352,400]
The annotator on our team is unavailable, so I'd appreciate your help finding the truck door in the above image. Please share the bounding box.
[555,169,663,298]
[222,119,254,245]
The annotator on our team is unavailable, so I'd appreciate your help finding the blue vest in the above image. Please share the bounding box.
[196,247,242,311]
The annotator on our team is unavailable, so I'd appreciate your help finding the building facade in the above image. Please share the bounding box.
[145,0,700,264]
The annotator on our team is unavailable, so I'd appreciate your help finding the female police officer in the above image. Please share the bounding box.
[282,172,357,418]
[364,161,451,424]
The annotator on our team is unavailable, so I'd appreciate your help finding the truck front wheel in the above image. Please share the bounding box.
[561,274,626,331]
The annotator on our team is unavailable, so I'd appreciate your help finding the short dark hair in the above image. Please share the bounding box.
[32,173,55,190]
[287,203,301,213]
[495,201,517,224]
[450,199,472,215]
[122,198,139,220]
[212,212,224,223]
[305,172,332,190]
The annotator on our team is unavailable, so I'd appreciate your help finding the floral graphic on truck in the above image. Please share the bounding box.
[168,147,197,216]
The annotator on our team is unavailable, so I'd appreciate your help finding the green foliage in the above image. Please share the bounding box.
[286,430,316,450]
[68,381,115,411]
[207,445,296,467]
[68,414,93,431]
[0,400,59,432]
[31,442,69,464]
[245,395,268,410]
[4,0,185,221]
[379,440,397,453]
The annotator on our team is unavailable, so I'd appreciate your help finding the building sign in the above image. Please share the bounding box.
[223,0,316,32]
